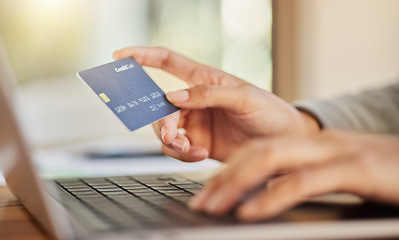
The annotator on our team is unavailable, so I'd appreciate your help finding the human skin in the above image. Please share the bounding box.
[113,47,319,163]
[188,130,399,221]
[113,47,399,221]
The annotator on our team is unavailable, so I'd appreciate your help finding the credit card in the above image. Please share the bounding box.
[77,57,179,131]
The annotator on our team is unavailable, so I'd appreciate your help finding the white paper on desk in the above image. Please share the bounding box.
[59,135,163,156]
[34,150,222,179]
[0,172,5,186]
[32,135,222,179]
[1,136,222,184]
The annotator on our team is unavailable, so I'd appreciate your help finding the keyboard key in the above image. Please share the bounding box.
[56,174,238,230]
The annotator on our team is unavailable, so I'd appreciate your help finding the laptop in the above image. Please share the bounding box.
[1,48,399,240]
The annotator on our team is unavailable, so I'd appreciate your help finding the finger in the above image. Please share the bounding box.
[165,84,253,111]
[237,159,364,221]
[152,111,180,144]
[189,132,357,215]
[162,143,209,162]
[113,47,202,83]
[188,145,253,214]
[168,133,190,154]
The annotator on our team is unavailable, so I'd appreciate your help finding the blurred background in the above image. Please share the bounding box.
[1,0,399,151]
[273,0,399,102]
[0,0,273,148]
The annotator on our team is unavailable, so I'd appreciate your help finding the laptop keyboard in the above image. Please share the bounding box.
[55,174,235,230]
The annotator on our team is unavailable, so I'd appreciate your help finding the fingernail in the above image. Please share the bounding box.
[205,192,225,214]
[191,149,208,161]
[177,128,186,136]
[161,126,168,143]
[188,196,201,210]
[171,139,187,153]
[166,90,189,103]
[112,51,120,59]
[238,201,260,221]
[188,190,208,210]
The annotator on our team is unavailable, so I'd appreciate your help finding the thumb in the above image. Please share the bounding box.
[166,84,249,110]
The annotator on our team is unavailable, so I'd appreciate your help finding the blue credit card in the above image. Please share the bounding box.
[77,57,179,131]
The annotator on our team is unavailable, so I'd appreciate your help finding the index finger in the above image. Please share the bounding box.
[113,47,201,83]
[188,131,358,215]
[238,159,365,221]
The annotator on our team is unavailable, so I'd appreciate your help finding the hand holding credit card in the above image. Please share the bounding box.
[77,57,179,131]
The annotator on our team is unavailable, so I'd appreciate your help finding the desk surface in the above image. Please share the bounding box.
[0,186,48,240]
